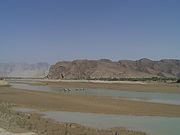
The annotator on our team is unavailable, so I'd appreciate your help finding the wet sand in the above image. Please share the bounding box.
[41,80,180,93]
[0,103,145,135]
[0,80,9,87]
[0,87,180,117]
[0,128,36,135]
[1,83,180,135]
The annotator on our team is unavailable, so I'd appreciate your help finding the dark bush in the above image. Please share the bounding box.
[177,79,180,83]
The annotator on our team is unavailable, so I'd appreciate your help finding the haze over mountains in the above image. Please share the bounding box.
[0,63,49,78]
[47,59,180,79]
[0,59,180,79]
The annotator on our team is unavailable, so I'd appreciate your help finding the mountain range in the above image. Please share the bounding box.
[1,59,180,79]
[47,58,180,79]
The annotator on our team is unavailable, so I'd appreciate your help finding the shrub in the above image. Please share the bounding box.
[177,79,180,83]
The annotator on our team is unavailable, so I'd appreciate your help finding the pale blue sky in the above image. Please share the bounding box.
[0,0,180,63]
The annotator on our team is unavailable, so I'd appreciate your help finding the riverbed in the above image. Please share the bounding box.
[14,107,180,135]
[10,82,180,105]
[2,80,180,135]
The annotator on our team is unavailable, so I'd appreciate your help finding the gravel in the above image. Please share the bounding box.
[0,128,36,135]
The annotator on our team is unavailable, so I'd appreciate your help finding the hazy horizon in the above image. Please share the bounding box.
[0,58,180,65]
[1,0,180,63]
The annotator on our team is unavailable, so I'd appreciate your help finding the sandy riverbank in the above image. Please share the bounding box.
[0,102,146,135]
[0,128,36,135]
[0,80,9,86]
[0,87,180,117]
[42,79,147,84]
[40,79,180,93]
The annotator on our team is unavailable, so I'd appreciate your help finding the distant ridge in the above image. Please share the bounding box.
[0,63,49,78]
[47,59,180,79]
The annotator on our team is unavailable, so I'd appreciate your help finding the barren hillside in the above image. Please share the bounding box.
[47,59,180,79]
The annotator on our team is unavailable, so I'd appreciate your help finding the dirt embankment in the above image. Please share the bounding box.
[0,102,146,135]
[0,80,9,86]
[42,80,180,93]
[0,87,180,117]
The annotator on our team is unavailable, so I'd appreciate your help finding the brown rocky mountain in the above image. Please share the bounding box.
[47,58,180,79]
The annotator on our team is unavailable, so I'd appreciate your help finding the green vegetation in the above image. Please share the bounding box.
[177,79,180,83]
[86,77,178,82]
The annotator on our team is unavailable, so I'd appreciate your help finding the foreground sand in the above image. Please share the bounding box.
[0,103,145,135]
[0,83,180,135]
[41,80,180,93]
[0,80,9,86]
[0,128,36,135]
[0,87,180,117]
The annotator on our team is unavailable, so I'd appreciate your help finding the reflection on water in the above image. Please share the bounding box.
[11,80,180,135]
[10,82,180,105]
[14,107,180,135]
[42,111,180,135]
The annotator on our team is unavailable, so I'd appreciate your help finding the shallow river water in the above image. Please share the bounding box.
[15,108,180,135]
[11,81,180,135]
[42,111,180,135]
[10,82,180,105]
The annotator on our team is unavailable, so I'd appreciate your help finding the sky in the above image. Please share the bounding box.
[0,0,180,64]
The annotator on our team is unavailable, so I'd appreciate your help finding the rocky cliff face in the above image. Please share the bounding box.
[0,63,49,78]
[47,59,180,79]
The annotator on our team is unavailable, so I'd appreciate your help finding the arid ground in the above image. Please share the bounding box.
[0,85,180,117]
[42,80,180,93]
[0,81,180,135]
